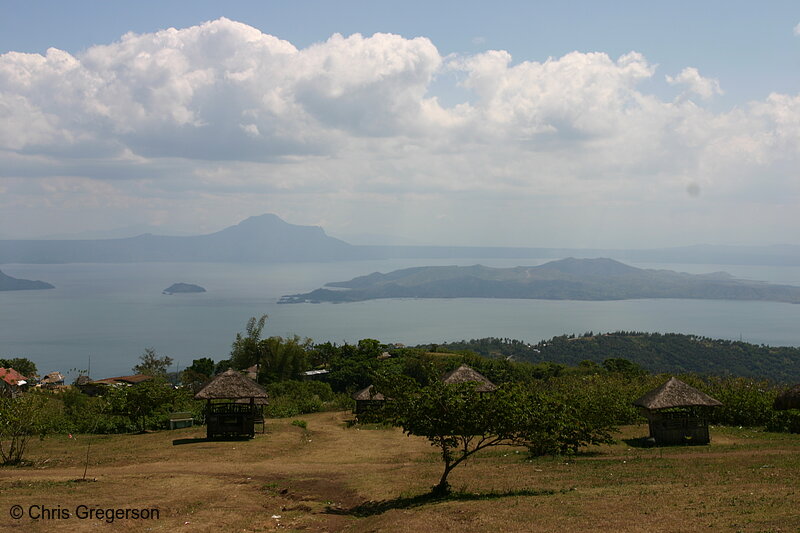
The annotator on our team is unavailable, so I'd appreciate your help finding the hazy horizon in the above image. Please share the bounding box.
[1,2,799,249]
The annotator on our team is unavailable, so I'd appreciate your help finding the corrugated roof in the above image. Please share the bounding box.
[633,377,723,410]
[0,367,27,386]
[194,369,269,400]
[441,364,497,392]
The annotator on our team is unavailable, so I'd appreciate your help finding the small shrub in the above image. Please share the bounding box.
[291,419,307,430]
[765,410,800,433]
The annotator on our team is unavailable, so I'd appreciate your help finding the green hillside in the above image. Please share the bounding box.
[431,332,800,383]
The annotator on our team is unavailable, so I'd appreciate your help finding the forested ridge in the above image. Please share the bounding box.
[430,332,800,383]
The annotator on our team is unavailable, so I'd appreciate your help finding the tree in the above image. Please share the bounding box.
[182,357,215,392]
[385,379,532,495]
[230,315,268,370]
[258,336,311,383]
[0,393,54,464]
[384,376,620,495]
[107,378,179,433]
[0,357,37,378]
[132,348,173,377]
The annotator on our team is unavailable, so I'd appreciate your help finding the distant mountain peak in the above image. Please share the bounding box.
[538,257,640,276]
[236,213,287,227]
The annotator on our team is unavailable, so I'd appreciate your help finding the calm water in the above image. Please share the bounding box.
[2,259,800,379]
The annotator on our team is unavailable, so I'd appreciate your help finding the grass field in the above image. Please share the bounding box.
[1,411,799,532]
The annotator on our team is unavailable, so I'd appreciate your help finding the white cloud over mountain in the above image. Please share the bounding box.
[0,18,797,246]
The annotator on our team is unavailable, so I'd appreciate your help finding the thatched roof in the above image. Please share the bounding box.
[633,377,722,410]
[235,397,270,406]
[74,375,92,386]
[91,374,153,386]
[441,364,497,392]
[40,371,65,384]
[773,384,800,410]
[194,369,269,400]
[352,385,386,401]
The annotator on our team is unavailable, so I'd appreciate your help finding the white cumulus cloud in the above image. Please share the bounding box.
[666,67,723,100]
[0,18,799,246]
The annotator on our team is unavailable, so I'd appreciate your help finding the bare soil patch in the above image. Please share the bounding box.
[1,413,798,532]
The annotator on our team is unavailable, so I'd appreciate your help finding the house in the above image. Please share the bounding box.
[773,383,800,411]
[300,369,330,381]
[0,367,28,398]
[633,377,723,445]
[441,364,497,392]
[352,385,388,419]
[195,369,269,440]
[39,371,65,388]
[78,373,153,396]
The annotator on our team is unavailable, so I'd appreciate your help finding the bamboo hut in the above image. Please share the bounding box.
[194,369,269,439]
[39,371,65,388]
[633,377,722,445]
[773,384,800,411]
[352,385,387,419]
[441,364,497,392]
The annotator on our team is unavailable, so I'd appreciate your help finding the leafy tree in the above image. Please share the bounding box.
[326,340,387,393]
[182,357,215,392]
[106,378,179,433]
[214,359,232,375]
[0,393,55,464]
[132,348,173,377]
[229,316,313,383]
[384,379,533,495]
[0,357,37,378]
[258,336,311,383]
[230,315,268,370]
[602,358,646,376]
[521,386,616,456]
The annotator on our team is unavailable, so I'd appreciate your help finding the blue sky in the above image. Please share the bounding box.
[1,2,799,246]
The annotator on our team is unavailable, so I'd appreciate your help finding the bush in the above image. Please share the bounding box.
[263,380,346,418]
[0,393,57,464]
[765,410,800,433]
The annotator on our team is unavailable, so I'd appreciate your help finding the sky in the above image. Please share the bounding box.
[1,1,799,247]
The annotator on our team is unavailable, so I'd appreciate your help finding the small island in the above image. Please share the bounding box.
[279,257,800,304]
[0,269,54,291]
[162,283,206,295]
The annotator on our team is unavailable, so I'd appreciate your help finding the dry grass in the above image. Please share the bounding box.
[1,412,799,532]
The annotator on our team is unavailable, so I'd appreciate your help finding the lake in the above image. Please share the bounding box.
[2,258,800,380]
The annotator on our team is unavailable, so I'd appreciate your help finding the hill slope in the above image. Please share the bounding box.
[279,258,800,304]
[0,269,54,290]
[0,214,356,263]
[434,332,800,382]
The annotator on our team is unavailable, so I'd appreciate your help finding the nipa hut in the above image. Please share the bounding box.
[39,371,65,388]
[773,384,800,411]
[194,369,269,439]
[352,385,387,419]
[78,373,153,396]
[633,377,722,446]
[441,364,497,392]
